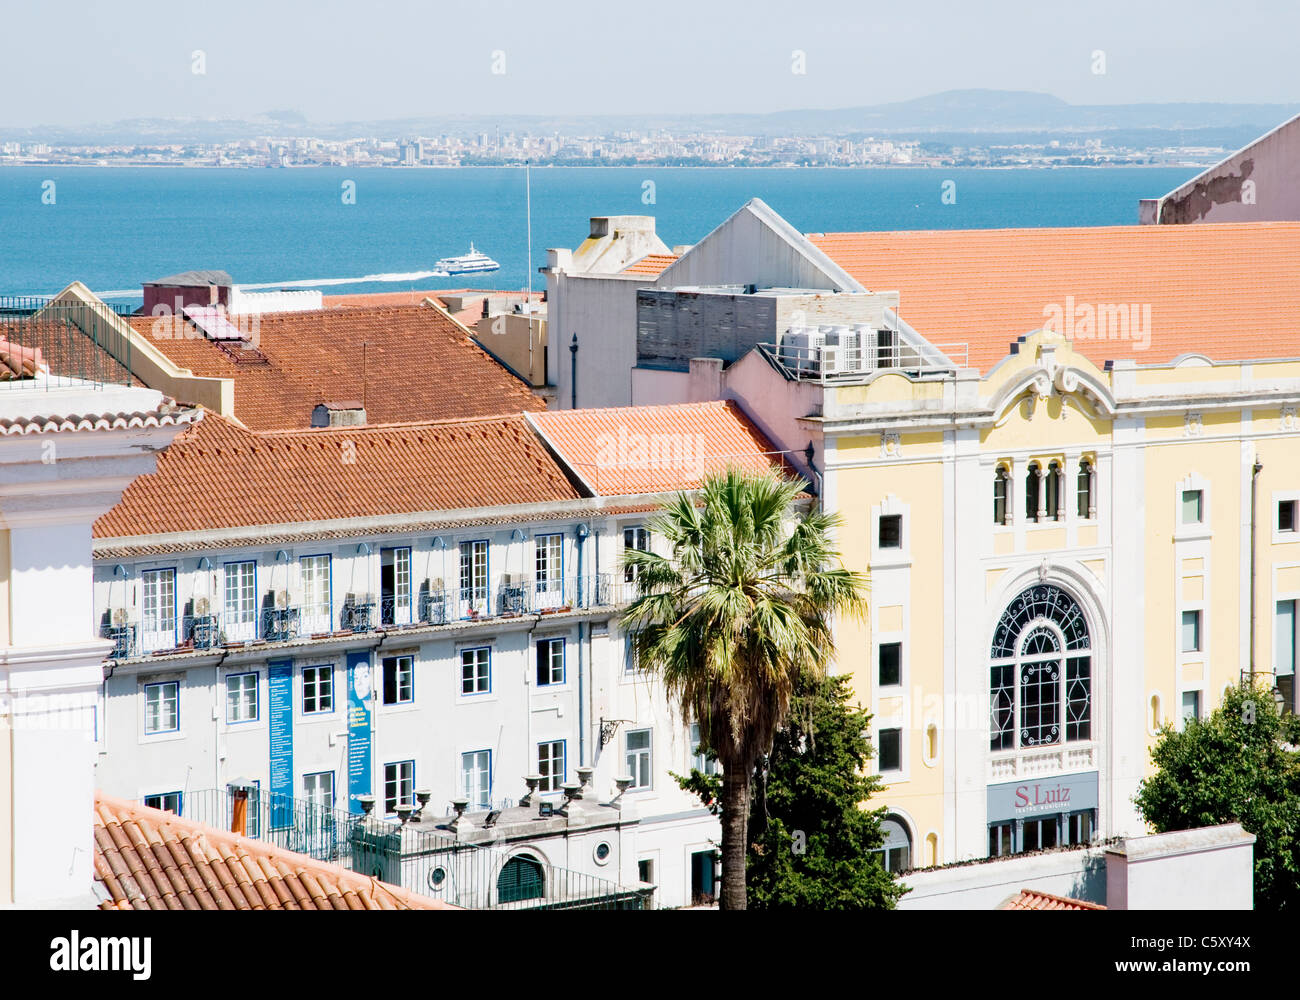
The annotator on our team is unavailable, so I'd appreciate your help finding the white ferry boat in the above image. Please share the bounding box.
[433,244,500,276]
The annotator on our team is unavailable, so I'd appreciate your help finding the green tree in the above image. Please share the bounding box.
[1133,684,1300,910]
[621,467,867,910]
[676,671,906,909]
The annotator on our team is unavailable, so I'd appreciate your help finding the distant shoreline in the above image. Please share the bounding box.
[0,161,1211,170]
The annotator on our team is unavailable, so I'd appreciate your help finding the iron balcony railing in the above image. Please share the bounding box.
[0,295,137,389]
[176,787,653,910]
[102,574,638,658]
[762,339,969,382]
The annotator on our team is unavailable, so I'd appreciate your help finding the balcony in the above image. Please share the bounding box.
[101,574,637,660]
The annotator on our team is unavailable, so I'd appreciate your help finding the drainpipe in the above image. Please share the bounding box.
[1250,455,1263,687]
[570,334,578,410]
[575,522,590,765]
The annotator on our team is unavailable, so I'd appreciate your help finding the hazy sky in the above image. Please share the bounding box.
[3,0,1298,126]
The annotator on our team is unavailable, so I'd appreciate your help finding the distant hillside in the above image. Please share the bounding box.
[4,89,1298,143]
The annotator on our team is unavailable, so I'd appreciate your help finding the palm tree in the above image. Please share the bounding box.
[620,466,867,910]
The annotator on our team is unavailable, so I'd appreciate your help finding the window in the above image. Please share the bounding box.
[460,647,491,695]
[878,514,902,549]
[1279,600,1297,714]
[300,554,332,631]
[461,750,491,809]
[225,672,258,724]
[144,681,179,734]
[1181,610,1202,652]
[993,466,1010,525]
[624,632,645,675]
[623,527,650,582]
[141,568,176,650]
[145,792,182,814]
[538,740,565,792]
[625,729,652,789]
[384,760,415,814]
[638,859,654,885]
[1022,816,1059,852]
[459,540,488,614]
[224,561,256,641]
[536,638,564,686]
[535,533,563,603]
[878,728,902,772]
[1066,810,1095,846]
[303,771,335,810]
[690,849,717,904]
[1181,489,1203,525]
[382,655,414,705]
[1045,461,1062,520]
[990,585,1092,752]
[988,823,1014,858]
[302,665,333,714]
[380,547,412,625]
[497,854,544,903]
[1077,459,1094,519]
[1181,690,1201,725]
[876,817,912,871]
[1025,463,1041,522]
[689,722,717,775]
[1280,500,1297,534]
[878,642,902,687]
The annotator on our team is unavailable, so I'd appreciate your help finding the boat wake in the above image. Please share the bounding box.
[92,270,451,298]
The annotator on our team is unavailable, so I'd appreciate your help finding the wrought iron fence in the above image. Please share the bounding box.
[176,787,653,910]
[0,295,137,389]
[103,574,637,658]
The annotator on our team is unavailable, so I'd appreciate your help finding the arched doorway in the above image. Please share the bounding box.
[497,853,545,904]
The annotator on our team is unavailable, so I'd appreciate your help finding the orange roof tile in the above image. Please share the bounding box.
[128,303,543,430]
[622,254,678,276]
[321,290,447,308]
[809,222,1300,373]
[528,400,791,496]
[1000,888,1106,911]
[94,409,583,539]
[93,793,448,910]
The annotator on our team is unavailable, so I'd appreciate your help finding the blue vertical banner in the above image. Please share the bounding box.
[347,650,374,815]
[267,659,294,830]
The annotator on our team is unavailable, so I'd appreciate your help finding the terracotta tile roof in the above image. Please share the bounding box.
[622,254,678,276]
[0,405,200,437]
[321,290,446,308]
[93,793,447,910]
[2,321,142,386]
[93,409,583,539]
[127,303,543,430]
[0,337,43,379]
[528,400,791,496]
[808,222,1300,373]
[999,888,1106,911]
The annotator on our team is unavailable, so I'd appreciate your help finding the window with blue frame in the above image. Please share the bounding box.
[461,750,491,809]
[537,740,565,792]
[144,681,179,734]
[141,568,176,651]
[461,647,491,695]
[145,791,182,814]
[536,638,564,686]
[225,672,258,723]
[302,665,333,714]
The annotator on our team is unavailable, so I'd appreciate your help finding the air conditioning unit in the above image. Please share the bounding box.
[194,596,211,616]
[780,327,826,375]
[275,589,290,610]
[111,607,129,627]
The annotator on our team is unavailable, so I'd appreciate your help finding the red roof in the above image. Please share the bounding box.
[93,793,447,910]
[528,400,790,496]
[128,303,543,430]
[808,222,1300,373]
[1000,888,1106,911]
[94,410,582,539]
[622,254,678,276]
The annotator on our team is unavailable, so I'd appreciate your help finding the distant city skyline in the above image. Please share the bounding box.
[3,0,1299,127]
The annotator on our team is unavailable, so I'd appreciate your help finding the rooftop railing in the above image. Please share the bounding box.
[102,574,636,659]
[762,339,969,382]
[175,787,652,910]
[0,295,137,390]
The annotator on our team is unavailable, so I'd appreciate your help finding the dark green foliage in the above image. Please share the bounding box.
[1133,685,1300,911]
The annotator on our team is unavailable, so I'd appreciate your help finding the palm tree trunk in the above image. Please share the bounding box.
[719,760,752,910]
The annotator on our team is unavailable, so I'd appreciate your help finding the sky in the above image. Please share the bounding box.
[2,0,1298,126]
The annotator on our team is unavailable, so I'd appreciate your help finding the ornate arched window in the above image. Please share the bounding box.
[1025,463,1041,522]
[993,466,1010,525]
[1046,461,1062,520]
[990,585,1092,752]
[1077,459,1095,519]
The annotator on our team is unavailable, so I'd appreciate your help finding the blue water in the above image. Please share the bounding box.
[0,166,1200,301]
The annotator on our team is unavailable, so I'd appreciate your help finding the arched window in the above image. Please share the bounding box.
[1046,461,1062,520]
[1077,459,1095,519]
[990,585,1092,752]
[1025,463,1041,522]
[497,854,545,903]
[876,816,912,872]
[993,466,1010,525]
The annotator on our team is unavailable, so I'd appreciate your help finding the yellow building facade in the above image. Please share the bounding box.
[810,331,1300,867]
